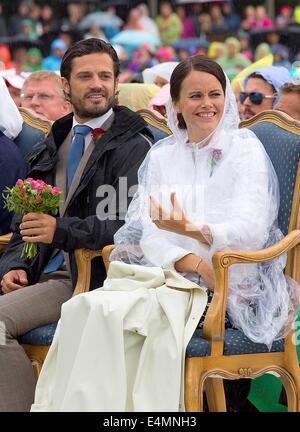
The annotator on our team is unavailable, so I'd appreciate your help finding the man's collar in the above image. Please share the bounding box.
[72,108,113,131]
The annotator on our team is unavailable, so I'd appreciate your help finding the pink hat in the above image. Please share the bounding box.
[155,47,173,62]
[148,83,170,108]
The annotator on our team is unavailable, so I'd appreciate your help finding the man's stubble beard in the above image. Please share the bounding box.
[69,90,116,120]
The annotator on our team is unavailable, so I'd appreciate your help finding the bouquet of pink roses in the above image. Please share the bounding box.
[3,178,62,259]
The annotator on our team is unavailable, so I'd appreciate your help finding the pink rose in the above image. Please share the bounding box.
[16,179,23,187]
[51,186,61,195]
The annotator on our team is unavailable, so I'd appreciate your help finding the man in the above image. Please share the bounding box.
[0,38,153,411]
[241,66,292,120]
[21,70,72,121]
[275,82,300,121]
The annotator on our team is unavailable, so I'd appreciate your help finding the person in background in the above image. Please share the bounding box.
[238,30,253,62]
[208,41,225,62]
[0,71,25,107]
[252,5,273,29]
[241,66,293,120]
[222,1,241,32]
[276,4,294,29]
[84,23,108,42]
[8,0,31,36]
[156,1,182,45]
[136,3,160,40]
[142,61,179,87]
[123,8,144,31]
[154,46,175,63]
[218,37,251,80]
[176,4,196,39]
[254,43,272,62]
[0,45,16,70]
[275,82,300,121]
[272,44,291,69]
[23,48,43,72]
[210,4,227,33]
[241,5,256,31]
[148,82,170,118]
[21,71,72,121]
[42,39,67,72]
[0,76,27,234]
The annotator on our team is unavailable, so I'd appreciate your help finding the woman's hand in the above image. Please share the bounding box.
[196,259,215,291]
[150,192,210,245]
[150,192,192,236]
[175,253,215,291]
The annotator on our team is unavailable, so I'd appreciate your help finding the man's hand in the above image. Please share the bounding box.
[1,269,28,293]
[20,213,57,244]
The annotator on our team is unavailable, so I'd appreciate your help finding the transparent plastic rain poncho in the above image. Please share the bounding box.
[111,73,300,348]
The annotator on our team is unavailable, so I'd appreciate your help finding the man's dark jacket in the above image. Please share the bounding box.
[0,106,153,290]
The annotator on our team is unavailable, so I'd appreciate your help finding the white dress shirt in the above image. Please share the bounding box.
[72,108,113,151]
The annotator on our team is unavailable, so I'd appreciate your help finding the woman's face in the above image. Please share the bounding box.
[173,70,225,142]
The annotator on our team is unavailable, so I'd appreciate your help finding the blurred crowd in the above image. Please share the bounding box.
[1,0,300,123]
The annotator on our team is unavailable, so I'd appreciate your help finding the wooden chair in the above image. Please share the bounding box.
[183,110,300,411]
[137,108,171,134]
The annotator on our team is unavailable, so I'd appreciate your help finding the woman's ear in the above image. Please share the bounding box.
[172,100,180,113]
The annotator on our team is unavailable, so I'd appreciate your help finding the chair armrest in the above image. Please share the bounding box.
[73,244,115,297]
[0,233,12,251]
[202,230,300,356]
[73,248,103,296]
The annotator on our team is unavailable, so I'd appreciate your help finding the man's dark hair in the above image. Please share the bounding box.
[60,38,120,81]
[170,55,226,129]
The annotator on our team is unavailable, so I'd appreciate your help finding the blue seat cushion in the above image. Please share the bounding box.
[18,322,58,345]
[18,324,284,356]
[186,328,284,357]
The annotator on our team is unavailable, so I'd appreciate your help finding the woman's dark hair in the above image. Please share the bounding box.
[170,55,226,129]
[60,38,120,81]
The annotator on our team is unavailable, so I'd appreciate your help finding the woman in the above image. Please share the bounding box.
[31,56,297,412]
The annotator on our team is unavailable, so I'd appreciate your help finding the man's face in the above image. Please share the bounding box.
[242,77,276,120]
[63,53,117,123]
[276,92,300,121]
[21,78,71,121]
